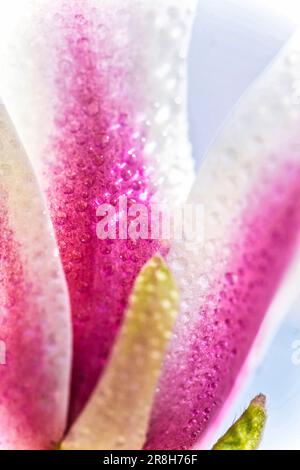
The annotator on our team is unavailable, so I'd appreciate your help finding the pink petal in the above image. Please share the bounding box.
[0,101,71,449]
[145,32,300,449]
[0,0,196,421]
[62,256,179,450]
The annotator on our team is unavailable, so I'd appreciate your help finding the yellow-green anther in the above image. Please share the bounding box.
[62,255,179,450]
[212,394,266,450]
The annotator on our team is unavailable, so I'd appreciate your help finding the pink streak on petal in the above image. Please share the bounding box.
[42,7,160,422]
[145,160,300,449]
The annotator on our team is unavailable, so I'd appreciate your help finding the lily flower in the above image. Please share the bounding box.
[0,100,71,449]
[0,0,300,450]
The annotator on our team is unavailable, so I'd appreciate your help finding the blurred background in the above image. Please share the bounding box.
[188,0,300,449]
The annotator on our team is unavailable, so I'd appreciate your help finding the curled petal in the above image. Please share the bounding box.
[62,256,179,450]
[0,0,196,421]
[145,32,300,449]
[0,101,71,449]
[212,394,266,450]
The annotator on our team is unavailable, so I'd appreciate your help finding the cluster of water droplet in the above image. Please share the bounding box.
[0,103,71,449]
[145,35,300,449]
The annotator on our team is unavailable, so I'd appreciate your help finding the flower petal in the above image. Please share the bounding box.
[145,31,300,449]
[0,0,196,421]
[62,256,179,450]
[0,101,71,449]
